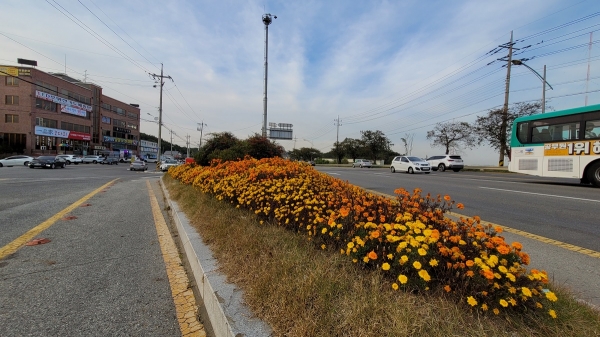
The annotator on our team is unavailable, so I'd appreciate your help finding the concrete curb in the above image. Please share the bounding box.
[160,179,273,337]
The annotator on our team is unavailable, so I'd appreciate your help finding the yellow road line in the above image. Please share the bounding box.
[366,189,600,259]
[146,180,205,337]
[0,179,119,260]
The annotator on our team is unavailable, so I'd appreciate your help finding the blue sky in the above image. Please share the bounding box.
[1,0,599,164]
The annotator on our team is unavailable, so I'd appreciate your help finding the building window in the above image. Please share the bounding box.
[5,95,19,105]
[35,98,57,112]
[5,114,19,123]
[36,117,58,128]
[5,77,19,86]
[1,133,27,152]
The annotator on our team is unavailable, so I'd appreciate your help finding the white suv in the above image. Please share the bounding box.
[426,155,464,172]
[57,154,82,165]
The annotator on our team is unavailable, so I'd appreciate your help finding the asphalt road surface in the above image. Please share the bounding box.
[0,164,189,336]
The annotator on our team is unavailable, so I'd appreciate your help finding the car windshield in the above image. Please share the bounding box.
[407,157,423,162]
[165,160,177,163]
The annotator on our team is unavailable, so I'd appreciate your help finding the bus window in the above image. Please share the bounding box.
[585,120,600,139]
[516,122,528,143]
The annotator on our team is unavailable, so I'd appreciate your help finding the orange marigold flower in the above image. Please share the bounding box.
[368,251,378,260]
[495,226,503,233]
[466,271,475,277]
[339,207,350,217]
[511,241,523,250]
[456,203,464,209]
[370,230,380,239]
[497,245,510,255]
[444,285,451,292]
[466,260,474,267]
[444,195,451,202]
[482,269,495,280]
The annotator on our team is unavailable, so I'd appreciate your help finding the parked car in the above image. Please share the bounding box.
[390,156,431,174]
[130,160,148,171]
[143,154,158,163]
[57,154,82,165]
[426,155,464,172]
[28,156,67,169]
[160,159,179,172]
[100,156,119,165]
[352,159,372,168]
[0,155,34,167]
[82,155,102,164]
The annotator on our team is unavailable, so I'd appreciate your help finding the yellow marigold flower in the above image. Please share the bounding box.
[400,255,409,263]
[545,291,558,302]
[418,248,427,256]
[398,274,408,284]
[418,269,431,282]
[508,287,516,294]
[413,261,422,270]
[392,283,399,290]
[321,244,326,250]
[499,299,509,307]
[467,296,477,306]
[459,240,466,245]
[347,242,355,249]
[549,309,557,319]
[368,251,378,260]
[423,229,432,237]
[322,228,328,234]
[387,254,393,260]
[382,263,391,271]
[536,302,543,309]
[363,256,369,263]
[506,273,516,282]
[481,303,488,311]
[509,298,517,306]
[493,308,499,315]
[498,266,508,274]
[429,259,438,267]
[521,287,532,297]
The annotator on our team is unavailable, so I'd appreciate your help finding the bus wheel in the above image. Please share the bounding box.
[587,162,600,187]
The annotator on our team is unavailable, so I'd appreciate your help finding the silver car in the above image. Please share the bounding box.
[390,156,431,174]
[352,159,372,168]
[0,155,34,167]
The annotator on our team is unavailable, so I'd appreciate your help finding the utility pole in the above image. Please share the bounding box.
[149,63,173,162]
[498,32,518,167]
[197,122,206,148]
[585,32,593,106]
[334,116,342,163]
[170,129,175,154]
[262,13,276,137]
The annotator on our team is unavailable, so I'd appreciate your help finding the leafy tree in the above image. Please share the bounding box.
[289,147,322,161]
[426,121,476,155]
[360,130,393,162]
[246,134,284,159]
[473,101,542,160]
[330,141,345,164]
[195,132,241,165]
[340,138,362,161]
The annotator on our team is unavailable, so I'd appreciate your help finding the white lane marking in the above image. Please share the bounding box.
[479,186,600,203]
[328,172,340,175]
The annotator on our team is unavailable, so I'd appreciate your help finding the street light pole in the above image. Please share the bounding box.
[262,13,276,138]
[511,60,553,113]
[149,64,172,161]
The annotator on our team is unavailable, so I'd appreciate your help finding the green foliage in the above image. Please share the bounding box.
[193,132,283,165]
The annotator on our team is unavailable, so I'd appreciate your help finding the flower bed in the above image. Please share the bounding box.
[169,157,558,318]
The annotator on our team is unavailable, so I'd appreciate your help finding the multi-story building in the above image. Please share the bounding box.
[0,64,141,156]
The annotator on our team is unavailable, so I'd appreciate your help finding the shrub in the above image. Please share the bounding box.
[168,157,558,318]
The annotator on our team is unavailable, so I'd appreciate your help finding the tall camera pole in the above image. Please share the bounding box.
[262,13,276,137]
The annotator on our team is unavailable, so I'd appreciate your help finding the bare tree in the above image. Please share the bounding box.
[426,121,476,155]
[400,133,414,156]
[473,101,543,160]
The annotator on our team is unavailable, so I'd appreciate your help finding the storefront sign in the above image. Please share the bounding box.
[94,145,106,150]
[35,90,92,112]
[35,126,91,141]
[60,105,87,117]
[0,66,18,76]
[103,136,139,146]
[113,126,131,134]
[69,131,91,141]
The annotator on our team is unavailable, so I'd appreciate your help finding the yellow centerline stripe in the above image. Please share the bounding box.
[365,189,600,259]
[146,180,205,337]
[0,179,119,260]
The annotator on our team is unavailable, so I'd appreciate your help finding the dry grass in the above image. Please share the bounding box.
[164,175,600,337]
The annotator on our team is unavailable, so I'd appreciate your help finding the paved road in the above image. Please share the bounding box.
[0,164,203,336]
[315,166,600,307]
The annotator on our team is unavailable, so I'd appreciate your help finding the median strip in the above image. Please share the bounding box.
[0,179,118,260]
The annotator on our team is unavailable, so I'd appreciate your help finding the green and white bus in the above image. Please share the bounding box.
[509,103,600,187]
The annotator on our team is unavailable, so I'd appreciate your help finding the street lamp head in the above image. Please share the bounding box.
[511,59,523,66]
[262,13,276,25]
